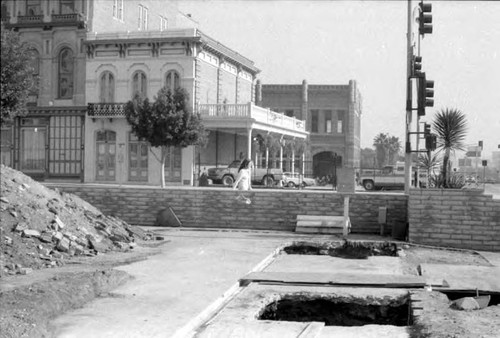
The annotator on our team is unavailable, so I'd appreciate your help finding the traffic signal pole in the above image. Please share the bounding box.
[404,0,413,195]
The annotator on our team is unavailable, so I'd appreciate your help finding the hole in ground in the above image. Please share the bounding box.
[283,241,398,259]
[440,291,500,307]
[259,296,411,326]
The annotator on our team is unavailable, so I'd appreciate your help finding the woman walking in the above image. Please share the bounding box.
[233,159,253,204]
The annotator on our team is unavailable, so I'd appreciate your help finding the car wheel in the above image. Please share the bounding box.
[301,182,307,188]
[262,176,274,187]
[287,181,296,188]
[222,175,234,186]
[363,180,375,191]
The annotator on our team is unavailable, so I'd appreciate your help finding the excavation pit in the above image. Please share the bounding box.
[259,295,411,327]
[283,241,398,259]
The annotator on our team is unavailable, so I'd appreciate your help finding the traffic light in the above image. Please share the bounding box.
[425,134,437,151]
[423,123,431,137]
[417,72,434,116]
[412,55,422,77]
[418,2,433,36]
[478,140,483,150]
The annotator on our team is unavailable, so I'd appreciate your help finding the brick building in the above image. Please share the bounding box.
[256,80,361,179]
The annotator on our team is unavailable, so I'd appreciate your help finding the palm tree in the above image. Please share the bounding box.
[417,152,441,187]
[387,136,402,165]
[373,133,389,168]
[432,108,467,185]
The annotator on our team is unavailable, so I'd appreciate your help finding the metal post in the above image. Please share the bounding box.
[404,0,414,195]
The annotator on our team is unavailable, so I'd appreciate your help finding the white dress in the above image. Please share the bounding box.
[233,168,251,191]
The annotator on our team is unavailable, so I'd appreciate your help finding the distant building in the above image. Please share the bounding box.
[256,80,361,179]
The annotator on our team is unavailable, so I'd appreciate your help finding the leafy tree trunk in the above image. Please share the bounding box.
[161,146,167,188]
[442,148,450,187]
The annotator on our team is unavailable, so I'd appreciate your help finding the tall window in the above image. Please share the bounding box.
[165,70,180,91]
[99,71,115,103]
[60,0,74,14]
[311,110,319,133]
[325,110,332,133]
[26,0,41,15]
[159,15,168,31]
[28,49,40,96]
[337,110,345,134]
[58,48,74,99]
[138,5,148,30]
[132,71,147,98]
[113,0,123,20]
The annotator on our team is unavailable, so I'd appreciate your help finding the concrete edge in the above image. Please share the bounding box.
[172,245,283,338]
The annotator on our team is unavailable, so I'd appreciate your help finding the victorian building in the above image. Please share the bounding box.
[1,0,307,185]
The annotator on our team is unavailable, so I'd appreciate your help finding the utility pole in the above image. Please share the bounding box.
[404,0,413,195]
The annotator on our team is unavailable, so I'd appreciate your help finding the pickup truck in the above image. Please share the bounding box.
[360,164,427,190]
[207,160,283,186]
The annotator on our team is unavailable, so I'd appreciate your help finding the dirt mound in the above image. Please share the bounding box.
[0,164,154,276]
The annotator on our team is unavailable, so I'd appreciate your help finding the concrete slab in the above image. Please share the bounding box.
[197,284,411,338]
[265,254,405,275]
[318,325,409,338]
[420,263,500,292]
[477,251,500,267]
[50,230,287,338]
[240,271,436,288]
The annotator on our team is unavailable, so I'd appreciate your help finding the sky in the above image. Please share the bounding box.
[176,0,500,158]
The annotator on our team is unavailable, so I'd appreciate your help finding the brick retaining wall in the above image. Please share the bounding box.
[50,185,407,234]
[409,189,500,251]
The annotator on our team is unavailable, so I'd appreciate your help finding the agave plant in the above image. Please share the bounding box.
[432,108,468,187]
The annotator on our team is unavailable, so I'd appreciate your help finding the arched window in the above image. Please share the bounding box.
[28,49,40,96]
[132,71,147,98]
[99,71,115,103]
[165,70,180,91]
[58,48,74,99]
[26,0,41,16]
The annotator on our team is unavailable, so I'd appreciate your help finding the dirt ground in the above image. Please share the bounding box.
[1,165,499,338]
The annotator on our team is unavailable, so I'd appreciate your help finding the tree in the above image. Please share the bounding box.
[1,30,36,125]
[124,87,207,187]
[373,133,389,167]
[418,152,441,187]
[360,147,376,169]
[387,136,402,165]
[432,108,467,186]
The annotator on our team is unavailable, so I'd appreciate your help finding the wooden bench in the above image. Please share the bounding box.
[295,215,350,235]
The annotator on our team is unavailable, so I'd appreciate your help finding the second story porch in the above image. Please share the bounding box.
[87,102,308,140]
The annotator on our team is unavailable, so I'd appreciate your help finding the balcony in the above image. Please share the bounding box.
[87,103,126,120]
[198,102,307,135]
[5,12,85,29]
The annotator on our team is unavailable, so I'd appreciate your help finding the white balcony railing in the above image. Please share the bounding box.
[198,103,306,132]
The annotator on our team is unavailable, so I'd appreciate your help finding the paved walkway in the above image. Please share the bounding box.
[51,229,300,338]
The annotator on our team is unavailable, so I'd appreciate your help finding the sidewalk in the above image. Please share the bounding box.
[50,229,296,338]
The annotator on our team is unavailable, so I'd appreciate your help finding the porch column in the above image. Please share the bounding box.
[247,127,252,160]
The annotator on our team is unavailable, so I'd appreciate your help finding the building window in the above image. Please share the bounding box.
[311,110,319,133]
[0,127,13,167]
[138,4,148,30]
[132,71,147,98]
[26,0,42,16]
[113,0,124,20]
[58,48,74,99]
[165,70,180,91]
[159,15,168,31]
[325,110,332,133]
[128,133,148,181]
[99,71,115,103]
[28,49,39,96]
[60,0,74,14]
[337,110,345,134]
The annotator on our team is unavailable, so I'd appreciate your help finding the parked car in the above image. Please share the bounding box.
[282,172,316,188]
[207,160,283,186]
